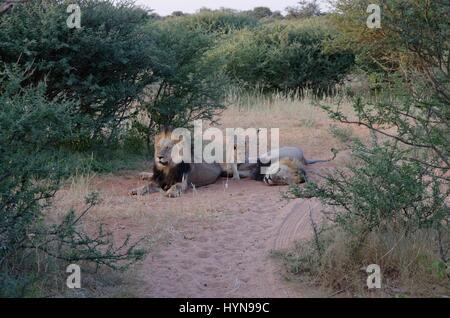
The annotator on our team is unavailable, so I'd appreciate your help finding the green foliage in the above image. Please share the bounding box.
[431,260,450,280]
[330,0,450,75]
[246,7,273,20]
[170,10,185,17]
[286,0,323,20]
[327,0,449,171]
[273,223,449,295]
[0,68,145,297]
[209,20,354,96]
[141,18,228,132]
[284,0,449,294]
[43,192,145,270]
[0,0,157,141]
[299,0,450,251]
[286,135,449,293]
[293,142,449,235]
[177,9,259,34]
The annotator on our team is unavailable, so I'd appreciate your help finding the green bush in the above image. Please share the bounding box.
[283,0,449,295]
[293,142,449,236]
[286,0,322,20]
[0,0,157,142]
[140,18,228,138]
[176,9,259,34]
[0,68,144,297]
[209,20,354,95]
[285,142,449,295]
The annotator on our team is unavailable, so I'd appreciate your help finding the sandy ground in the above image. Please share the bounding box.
[68,166,332,297]
[54,98,370,297]
[132,174,329,297]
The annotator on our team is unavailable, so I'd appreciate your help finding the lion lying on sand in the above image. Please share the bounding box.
[254,147,337,186]
[130,128,336,197]
[129,127,224,197]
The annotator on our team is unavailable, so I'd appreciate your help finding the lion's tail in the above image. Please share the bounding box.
[305,148,338,165]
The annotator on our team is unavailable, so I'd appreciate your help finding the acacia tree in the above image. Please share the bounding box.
[286,0,322,19]
[248,7,272,19]
[328,0,449,172]
[290,0,449,276]
[0,67,145,296]
[139,18,228,147]
[208,22,354,95]
[0,0,157,144]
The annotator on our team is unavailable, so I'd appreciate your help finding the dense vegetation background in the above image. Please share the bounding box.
[0,0,448,296]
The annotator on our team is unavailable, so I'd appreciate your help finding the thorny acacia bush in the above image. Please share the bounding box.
[0,68,145,297]
[281,0,450,296]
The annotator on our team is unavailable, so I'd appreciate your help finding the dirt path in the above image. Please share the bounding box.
[57,156,338,298]
[125,176,327,298]
[60,159,335,297]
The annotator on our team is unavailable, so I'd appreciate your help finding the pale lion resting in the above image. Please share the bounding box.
[129,127,222,198]
[254,147,337,186]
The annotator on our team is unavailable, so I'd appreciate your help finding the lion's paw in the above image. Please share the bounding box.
[129,186,148,196]
[165,184,183,198]
[139,172,153,181]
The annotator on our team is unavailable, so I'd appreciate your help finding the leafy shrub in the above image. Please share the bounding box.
[176,9,259,34]
[283,0,449,295]
[293,142,449,237]
[285,139,449,295]
[0,0,157,143]
[140,18,228,138]
[209,20,354,96]
[286,0,322,20]
[275,224,449,296]
[246,7,273,20]
[0,68,145,297]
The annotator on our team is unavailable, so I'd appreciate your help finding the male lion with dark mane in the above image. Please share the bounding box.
[129,127,223,198]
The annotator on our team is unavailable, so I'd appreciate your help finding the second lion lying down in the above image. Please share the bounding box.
[130,128,335,198]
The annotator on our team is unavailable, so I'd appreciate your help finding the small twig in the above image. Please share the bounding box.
[379,231,406,261]
[309,203,323,257]
[327,289,346,298]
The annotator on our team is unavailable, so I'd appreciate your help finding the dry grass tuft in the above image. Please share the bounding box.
[274,226,450,297]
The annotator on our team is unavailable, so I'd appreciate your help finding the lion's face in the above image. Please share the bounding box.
[263,158,306,186]
[154,129,182,169]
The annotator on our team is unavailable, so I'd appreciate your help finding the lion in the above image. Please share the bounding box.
[254,147,337,186]
[130,127,335,195]
[129,127,222,198]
